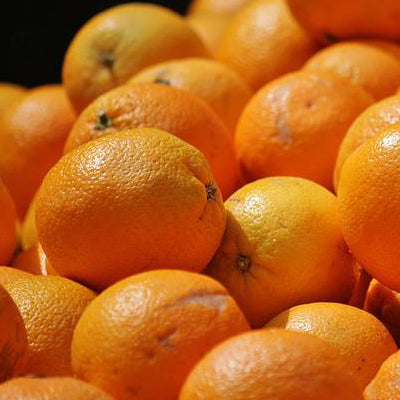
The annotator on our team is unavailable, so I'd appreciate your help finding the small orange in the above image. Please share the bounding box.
[4,275,96,376]
[12,244,57,276]
[0,377,114,400]
[63,3,209,112]
[334,98,400,188]
[338,127,400,292]
[0,83,26,115]
[364,350,400,400]
[72,270,250,400]
[0,85,76,218]
[286,0,400,42]
[37,128,226,290]
[235,70,373,188]
[65,83,239,199]
[217,0,318,90]
[0,267,31,286]
[180,329,364,400]
[188,0,252,16]
[304,41,400,100]
[206,177,355,327]
[0,178,17,265]
[129,58,252,133]
[0,284,27,382]
[266,302,397,388]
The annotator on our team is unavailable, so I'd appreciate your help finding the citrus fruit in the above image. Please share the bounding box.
[12,244,57,276]
[0,83,26,115]
[0,267,31,286]
[0,179,17,265]
[188,0,252,16]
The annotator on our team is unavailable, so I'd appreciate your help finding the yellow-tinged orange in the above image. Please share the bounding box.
[129,58,252,133]
[217,0,318,90]
[4,275,96,376]
[266,302,397,388]
[72,270,250,400]
[338,127,400,292]
[0,83,26,115]
[0,267,31,286]
[179,329,364,400]
[63,3,209,112]
[206,177,354,327]
[188,0,252,16]
[38,128,226,290]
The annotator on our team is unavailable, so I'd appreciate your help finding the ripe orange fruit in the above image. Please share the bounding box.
[217,0,318,91]
[64,83,239,199]
[334,98,400,188]
[72,270,250,400]
[4,275,96,376]
[348,265,372,308]
[0,267,31,286]
[266,302,397,388]
[364,279,400,346]
[180,329,364,400]
[129,58,252,133]
[20,193,38,251]
[0,83,26,115]
[235,70,373,189]
[359,39,400,62]
[37,128,226,290]
[364,350,400,400]
[286,0,400,42]
[304,41,400,100]
[0,377,114,400]
[12,244,57,276]
[205,177,354,327]
[0,284,27,382]
[188,0,252,16]
[63,3,209,112]
[0,85,76,218]
[338,127,400,292]
[0,179,17,265]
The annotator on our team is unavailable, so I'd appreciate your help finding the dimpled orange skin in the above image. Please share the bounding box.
[64,83,239,199]
[12,245,58,276]
[188,0,252,16]
[0,85,76,218]
[0,284,27,383]
[338,128,400,292]
[286,0,400,42]
[266,302,397,389]
[0,377,114,400]
[304,42,400,101]
[129,58,252,133]
[205,177,355,328]
[364,279,400,346]
[365,350,400,400]
[0,179,17,265]
[72,270,250,400]
[38,128,226,291]
[62,3,209,113]
[334,99,400,189]
[4,276,96,376]
[235,70,373,189]
[179,329,364,400]
[0,267,31,286]
[0,83,26,115]
[217,0,318,91]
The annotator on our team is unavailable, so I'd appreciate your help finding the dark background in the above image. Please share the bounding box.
[2,1,191,87]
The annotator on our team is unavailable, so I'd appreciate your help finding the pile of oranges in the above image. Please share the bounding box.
[3,0,400,398]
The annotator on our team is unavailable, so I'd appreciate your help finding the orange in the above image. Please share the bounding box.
[338,127,400,292]
[63,3,209,112]
[0,85,76,218]
[188,0,252,16]
[266,302,397,388]
[348,265,372,308]
[364,350,400,400]
[364,279,400,346]
[20,192,38,251]
[286,0,400,42]
[0,83,26,115]
[0,266,31,286]
[205,177,354,327]
[304,41,400,100]
[180,329,364,400]
[235,70,373,189]
[64,83,239,199]
[0,377,114,400]
[4,275,96,376]
[334,98,400,189]
[0,178,17,265]
[187,14,231,56]
[12,244,57,276]
[72,270,249,400]
[129,58,252,133]
[217,0,318,91]
[0,284,27,382]
[37,128,226,291]
[359,39,400,62]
